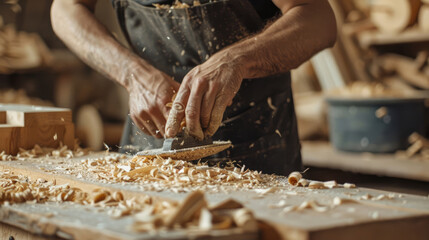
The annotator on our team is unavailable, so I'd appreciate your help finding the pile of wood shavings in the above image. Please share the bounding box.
[72,155,284,193]
[153,0,201,9]
[0,171,257,233]
[0,141,90,161]
[0,170,138,218]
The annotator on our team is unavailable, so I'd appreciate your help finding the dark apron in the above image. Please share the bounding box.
[113,0,302,175]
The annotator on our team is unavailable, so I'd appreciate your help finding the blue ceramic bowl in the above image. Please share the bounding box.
[326,97,427,153]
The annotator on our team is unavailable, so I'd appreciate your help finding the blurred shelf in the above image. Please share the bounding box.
[358,28,429,48]
[302,141,429,182]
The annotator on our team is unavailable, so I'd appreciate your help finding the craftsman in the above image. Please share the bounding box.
[51,0,336,175]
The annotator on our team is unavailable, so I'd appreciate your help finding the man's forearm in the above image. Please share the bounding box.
[51,0,155,89]
[228,0,336,79]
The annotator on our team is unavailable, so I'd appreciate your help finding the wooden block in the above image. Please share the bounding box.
[0,104,74,155]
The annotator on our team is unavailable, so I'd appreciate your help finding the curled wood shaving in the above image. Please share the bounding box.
[72,155,277,193]
[297,178,309,187]
[267,97,277,111]
[0,141,91,161]
[231,208,258,231]
[287,172,302,186]
[0,171,256,233]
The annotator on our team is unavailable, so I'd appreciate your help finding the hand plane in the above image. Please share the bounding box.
[136,130,231,161]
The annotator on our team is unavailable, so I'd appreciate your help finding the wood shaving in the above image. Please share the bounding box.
[287,172,302,186]
[269,200,287,209]
[308,181,326,189]
[343,183,356,188]
[297,178,309,187]
[0,140,90,161]
[254,187,278,196]
[398,132,429,160]
[0,171,256,233]
[231,208,257,231]
[359,194,373,200]
[332,197,357,207]
[267,97,277,111]
[70,155,282,193]
[323,180,338,189]
[153,0,201,9]
[375,107,388,118]
[283,200,329,213]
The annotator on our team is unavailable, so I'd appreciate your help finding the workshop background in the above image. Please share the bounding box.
[1,0,429,239]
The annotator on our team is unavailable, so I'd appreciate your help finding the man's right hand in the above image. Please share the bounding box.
[128,65,180,138]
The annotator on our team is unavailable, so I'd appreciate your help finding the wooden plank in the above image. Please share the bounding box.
[358,27,429,48]
[0,203,256,240]
[302,141,429,182]
[0,154,429,240]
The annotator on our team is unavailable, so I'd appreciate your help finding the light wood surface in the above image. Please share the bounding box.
[302,141,429,182]
[0,104,74,155]
[370,0,421,33]
[0,154,429,240]
[378,54,429,89]
[358,27,429,48]
[419,5,429,31]
[0,223,50,240]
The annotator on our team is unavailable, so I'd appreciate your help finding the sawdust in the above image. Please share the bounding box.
[153,0,202,9]
[0,140,90,161]
[0,170,257,233]
[71,154,284,193]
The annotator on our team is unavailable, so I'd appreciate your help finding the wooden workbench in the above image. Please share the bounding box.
[302,141,429,182]
[0,153,429,240]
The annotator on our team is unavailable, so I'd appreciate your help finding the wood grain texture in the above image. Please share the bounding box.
[0,104,74,155]
[0,154,429,240]
[0,223,50,240]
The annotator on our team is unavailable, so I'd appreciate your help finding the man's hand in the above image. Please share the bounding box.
[165,51,244,140]
[129,66,179,138]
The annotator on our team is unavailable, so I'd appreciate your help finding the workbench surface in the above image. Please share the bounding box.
[1,153,428,240]
[302,141,429,182]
